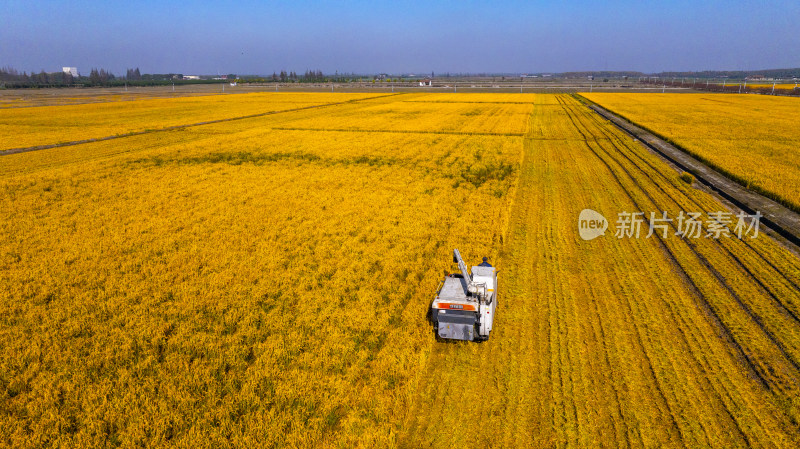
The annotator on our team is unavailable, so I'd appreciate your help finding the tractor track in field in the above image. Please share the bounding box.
[0,93,404,156]
[398,94,800,447]
[560,97,798,364]
[398,99,557,448]
[566,98,800,326]
[581,128,800,439]
[557,95,800,441]
[580,101,800,356]
[574,103,800,346]
[559,96,800,426]
[575,118,771,444]
[580,106,800,296]
[269,127,524,137]
[571,98,800,368]
[556,97,692,443]
[579,97,800,250]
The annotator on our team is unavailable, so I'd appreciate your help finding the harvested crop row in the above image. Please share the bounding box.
[400,94,800,448]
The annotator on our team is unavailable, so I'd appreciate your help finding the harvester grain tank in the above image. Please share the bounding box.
[430,249,498,342]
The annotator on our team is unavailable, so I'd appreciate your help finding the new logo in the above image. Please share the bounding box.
[579,209,608,240]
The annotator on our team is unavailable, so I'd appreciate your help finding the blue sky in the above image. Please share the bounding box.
[1,0,798,75]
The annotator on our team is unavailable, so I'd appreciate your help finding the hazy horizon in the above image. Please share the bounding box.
[2,0,798,76]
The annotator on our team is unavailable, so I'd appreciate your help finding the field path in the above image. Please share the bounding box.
[398,95,800,448]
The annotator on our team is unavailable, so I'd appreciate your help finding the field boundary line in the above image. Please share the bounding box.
[576,95,800,250]
[0,93,403,156]
[401,100,540,105]
[270,127,525,137]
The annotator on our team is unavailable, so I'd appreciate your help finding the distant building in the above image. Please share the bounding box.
[419,79,432,87]
[62,67,78,77]
[183,75,200,80]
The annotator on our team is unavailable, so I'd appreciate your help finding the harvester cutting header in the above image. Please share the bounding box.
[430,249,498,342]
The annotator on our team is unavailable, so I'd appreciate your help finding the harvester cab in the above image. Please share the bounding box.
[430,249,498,342]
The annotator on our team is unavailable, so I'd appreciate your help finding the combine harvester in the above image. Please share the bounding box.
[430,249,498,342]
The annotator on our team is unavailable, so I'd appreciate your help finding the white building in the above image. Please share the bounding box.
[419,79,432,86]
[62,67,78,77]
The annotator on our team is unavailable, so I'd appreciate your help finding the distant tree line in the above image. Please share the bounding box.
[126,68,142,80]
[0,66,232,88]
[238,70,361,84]
[89,68,116,85]
[1,66,76,87]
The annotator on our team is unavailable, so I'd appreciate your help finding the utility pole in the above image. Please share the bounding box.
[772,82,776,95]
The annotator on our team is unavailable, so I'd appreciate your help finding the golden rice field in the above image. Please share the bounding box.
[582,93,800,212]
[2,91,800,448]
